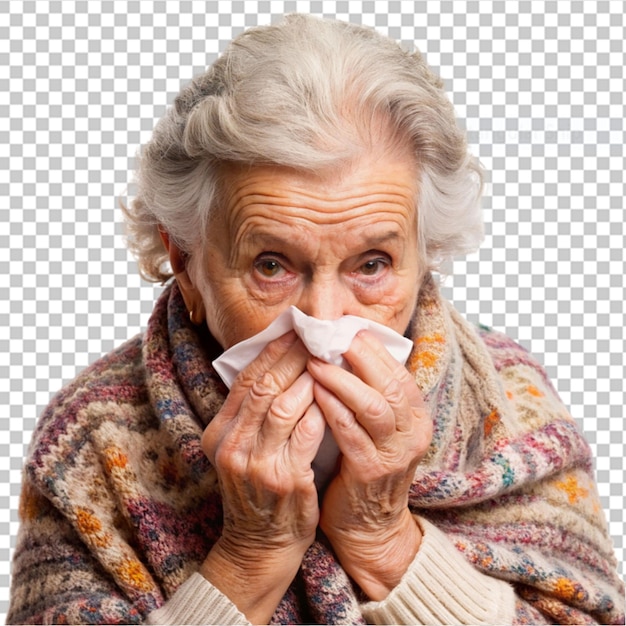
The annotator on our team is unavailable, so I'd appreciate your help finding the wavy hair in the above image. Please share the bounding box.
[123,13,484,283]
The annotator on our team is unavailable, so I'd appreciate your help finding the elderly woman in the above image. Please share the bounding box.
[7,14,624,626]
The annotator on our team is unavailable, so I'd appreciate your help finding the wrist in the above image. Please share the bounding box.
[328,510,423,602]
[200,537,306,623]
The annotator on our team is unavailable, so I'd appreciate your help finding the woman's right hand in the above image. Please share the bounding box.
[200,331,325,623]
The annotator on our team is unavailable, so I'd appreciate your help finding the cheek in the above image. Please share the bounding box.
[382,290,418,332]
[192,246,271,348]
[204,296,260,348]
[200,278,282,349]
[371,271,421,333]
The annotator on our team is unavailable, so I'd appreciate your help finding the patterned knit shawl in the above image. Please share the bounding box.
[9,277,624,624]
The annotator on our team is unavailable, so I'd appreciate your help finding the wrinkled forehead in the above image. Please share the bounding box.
[214,148,420,239]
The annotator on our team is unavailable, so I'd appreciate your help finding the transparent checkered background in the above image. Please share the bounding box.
[1,0,624,618]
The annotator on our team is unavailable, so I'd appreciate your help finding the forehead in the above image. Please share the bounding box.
[217,150,420,237]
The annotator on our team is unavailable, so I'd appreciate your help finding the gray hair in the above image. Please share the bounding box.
[123,13,484,283]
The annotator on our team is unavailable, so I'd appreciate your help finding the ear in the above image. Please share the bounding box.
[158,226,206,324]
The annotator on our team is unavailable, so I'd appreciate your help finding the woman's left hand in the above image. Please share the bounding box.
[307,330,433,601]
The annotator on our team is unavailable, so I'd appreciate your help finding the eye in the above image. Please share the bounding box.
[253,256,285,278]
[358,257,389,276]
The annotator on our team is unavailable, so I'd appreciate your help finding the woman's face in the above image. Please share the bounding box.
[194,150,423,349]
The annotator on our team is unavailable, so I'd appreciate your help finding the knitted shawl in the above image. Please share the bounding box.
[8,277,624,624]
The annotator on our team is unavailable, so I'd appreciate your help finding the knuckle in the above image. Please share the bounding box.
[200,416,217,452]
[200,428,217,460]
[405,423,432,461]
[213,441,243,474]
[417,424,434,457]
[267,394,298,422]
[201,416,230,462]
[364,392,389,420]
[231,368,254,390]
[383,377,405,404]
[334,407,357,430]
[250,371,282,398]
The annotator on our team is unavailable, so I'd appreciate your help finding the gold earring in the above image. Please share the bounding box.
[189,310,195,324]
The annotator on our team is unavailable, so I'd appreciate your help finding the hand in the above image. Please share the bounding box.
[307,330,432,600]
[200,332,326,622]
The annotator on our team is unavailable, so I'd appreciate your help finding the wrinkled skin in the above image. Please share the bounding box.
[161,147,434,623]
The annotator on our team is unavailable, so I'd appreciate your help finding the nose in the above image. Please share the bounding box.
[296,275,354,320]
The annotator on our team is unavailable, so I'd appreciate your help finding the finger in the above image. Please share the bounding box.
[203,335,308,459]
[260,372,315,451]
[343,331,414,394]
[227,331,299,401]
[312,381,376,461]
[343,332,427,432]
[236,340,311,437]
[288,400,326,470]
[308,359,397,444]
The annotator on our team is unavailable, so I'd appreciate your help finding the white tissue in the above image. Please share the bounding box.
[213,306,413,387]
[212,306,414,491]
